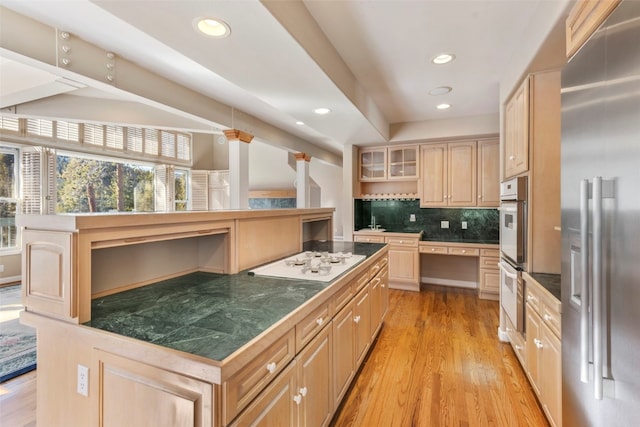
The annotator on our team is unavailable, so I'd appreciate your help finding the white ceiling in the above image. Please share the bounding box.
[0,0,565,155]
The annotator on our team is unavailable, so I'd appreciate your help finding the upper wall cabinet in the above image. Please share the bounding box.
[359,148,387,181]
[359,145,419,182]
[477,139,500,207]
[566,0,621,59]
[388,145,419,180]
[358,145,419,199]
[504,76,530,179]
[419,140,477,208]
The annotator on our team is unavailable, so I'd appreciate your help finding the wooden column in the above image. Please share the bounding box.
[295,153,311,208]
[224,129,253,209]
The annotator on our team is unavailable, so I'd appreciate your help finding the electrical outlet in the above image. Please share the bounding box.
[409,214,416,222]
[461,221,468,229]
[77,364,89,397]
[440,221,449,229]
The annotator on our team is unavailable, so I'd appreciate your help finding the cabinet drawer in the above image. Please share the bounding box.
[386,237,419,247]
[448,247,480,256]
[366,256,388,283]
[353,235,385,244]
[333,281,354,314]
[480,256,500,269]
[296,302,330,352]
[525,288,542,315]
[480,269,500,293]
[480,248,500,258]
[419,244,448,254]
[224,329,296,424]
[541,301,561,338]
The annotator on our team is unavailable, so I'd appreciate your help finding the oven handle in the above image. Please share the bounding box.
[498,205,518,213]
[498,261,518,280]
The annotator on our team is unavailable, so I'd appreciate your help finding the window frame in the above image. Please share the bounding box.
[0,144,21,254]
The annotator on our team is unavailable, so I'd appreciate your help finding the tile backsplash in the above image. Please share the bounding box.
[354,199,499,244]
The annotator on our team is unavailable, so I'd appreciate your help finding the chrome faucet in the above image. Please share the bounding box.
[370,215,376,230]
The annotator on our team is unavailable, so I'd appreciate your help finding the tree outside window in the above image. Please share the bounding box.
[56,155,154,213]
[174,169,188,211]
[0,147,18,250]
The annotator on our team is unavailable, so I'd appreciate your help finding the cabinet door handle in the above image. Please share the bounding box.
[534,338,544,349]
[515,344,523,351]
[299,387,308,397]
[293,394,302,405]
[353,315,361,324]
[266,362,277,374]
[509,155,515,160]
[543,314,553,322]
[316,318,324,326]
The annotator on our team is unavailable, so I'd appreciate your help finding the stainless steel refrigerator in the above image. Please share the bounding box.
[561,1,640,426]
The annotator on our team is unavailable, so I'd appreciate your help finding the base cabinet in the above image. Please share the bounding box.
[296,325,333,427]
[524,274,562,427]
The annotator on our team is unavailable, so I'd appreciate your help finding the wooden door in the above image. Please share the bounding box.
[477,139,500,207]
[94,349,215,427]
[504,96,517,178]
[512,77,530,176]
[541,323,562,427]
[387,246,419,284]
[229,362,297,427]
[419,143,447,207]
[297,325,333,427]
[332,300,356,405]
[447,141,477,206]
[353,286,371,367]
[525,306,542,396]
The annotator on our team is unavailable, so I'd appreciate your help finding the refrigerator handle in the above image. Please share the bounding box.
[579,179,590,385]
[593,177,604,400]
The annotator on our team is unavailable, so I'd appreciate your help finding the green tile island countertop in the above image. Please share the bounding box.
[84,241,386,362]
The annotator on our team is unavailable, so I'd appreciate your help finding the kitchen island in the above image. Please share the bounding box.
[17,210,389,427]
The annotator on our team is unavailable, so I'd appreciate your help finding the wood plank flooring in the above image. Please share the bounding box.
[331,285,549,427]
[0,285,547,427]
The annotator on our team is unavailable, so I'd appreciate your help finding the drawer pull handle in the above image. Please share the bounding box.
[461,250,466,253]
[400,240,404,244]
[316,318,324,326]
[527,295,535,302]
[299,387,308,397]
[353,315,361,324]
[266,362,277,374]
[431,248,436,252]
[544,314,553,322]
[515,344,523,350]
[293,394,302,405]
[381,284,386,288]
[534,338,544,349]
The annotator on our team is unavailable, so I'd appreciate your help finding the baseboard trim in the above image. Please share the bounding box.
[0,275,21,286]
[420,276,477,289]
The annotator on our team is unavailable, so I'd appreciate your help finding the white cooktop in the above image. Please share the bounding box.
[249,251,366,282]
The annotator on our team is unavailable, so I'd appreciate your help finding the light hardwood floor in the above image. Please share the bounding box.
[0,285,547,427]
[331,285,549,427]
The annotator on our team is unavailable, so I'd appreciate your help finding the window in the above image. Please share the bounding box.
[174,169,188,211]
[56,153,155,213]
[0,146,19,250]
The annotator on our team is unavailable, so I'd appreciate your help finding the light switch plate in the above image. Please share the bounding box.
[77,364,89,397]
[462,221,468,229]
[409,214,416,222]
[440,221,449,229]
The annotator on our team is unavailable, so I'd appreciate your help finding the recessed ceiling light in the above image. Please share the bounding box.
[296,121,305,126]
[436,103,451,110]
[429,86,452,96]
[194,17,230,38]
[432,53,455,65]
[313,107,331,115]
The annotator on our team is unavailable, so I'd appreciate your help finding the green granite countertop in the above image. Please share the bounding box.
[85,241,385,362]
[529,272,561,301]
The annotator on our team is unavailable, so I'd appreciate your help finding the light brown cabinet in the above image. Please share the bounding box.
[566,0,621,59]
[388,145,419,179]
[504,76,530,179]
[478,248,500,300]
[419,141,477,207]
[524,274,562,427]
[353,232,420,292]
[359,147,387,181]
[477,139,500,207]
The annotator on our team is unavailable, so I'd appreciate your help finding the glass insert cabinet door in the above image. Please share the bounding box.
[359,148,387,180]
[388,146,418,179]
